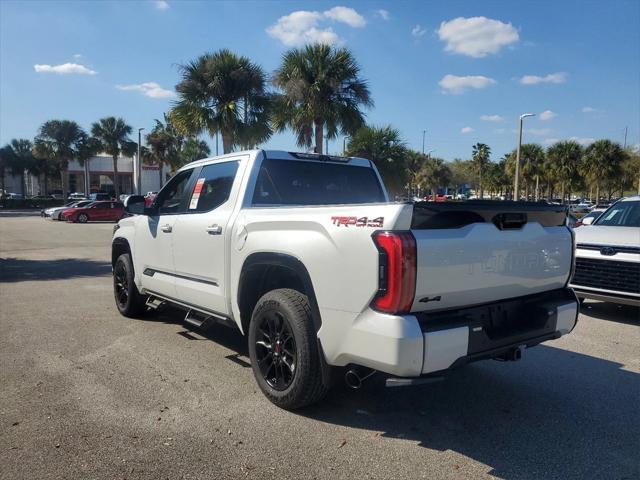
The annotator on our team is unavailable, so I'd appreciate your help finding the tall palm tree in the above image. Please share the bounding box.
[345,125,406,196]
[145,115,185,188]
[273,44,373,154]
[582,139,626,201]
[471,143,491,198]
[91,117,135,198]
[546,141,582,203]
[170,49,272,154]
[33,120,88,199]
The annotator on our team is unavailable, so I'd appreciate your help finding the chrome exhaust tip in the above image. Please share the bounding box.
[344,369,362,390]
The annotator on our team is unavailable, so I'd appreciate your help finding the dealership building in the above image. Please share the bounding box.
[3,154,169,197]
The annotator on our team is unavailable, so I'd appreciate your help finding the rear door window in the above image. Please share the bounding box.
[188,161,239,212]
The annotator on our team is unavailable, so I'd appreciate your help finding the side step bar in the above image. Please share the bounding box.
[184,309,211,329]
[146,296,166,310]
[144,292,237,330]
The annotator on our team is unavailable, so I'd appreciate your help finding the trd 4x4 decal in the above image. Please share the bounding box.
[331,216,384,228]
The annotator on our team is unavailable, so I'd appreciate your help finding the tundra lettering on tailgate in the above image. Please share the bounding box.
[331,216,384,228]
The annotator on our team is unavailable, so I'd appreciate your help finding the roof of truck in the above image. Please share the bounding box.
[179,150,372,171]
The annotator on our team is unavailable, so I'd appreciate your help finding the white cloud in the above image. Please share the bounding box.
[543,138,561,145]
[582,106,597,113]
[154,0,169,10]
[439,74,496,94]
[266,7,365,46]
[412,24,426,38]
[569,136,595,146]
[34,63,96,75]
[376,9,390,21]
[527,128,551,136]
[116,82,176,99]
[324,6,366,27]
[437,16,519,58]
[73,53,82,59]
[539,110,557,121]
[461,126,474,134]
[480,114,504,122]
[519,72,567,85]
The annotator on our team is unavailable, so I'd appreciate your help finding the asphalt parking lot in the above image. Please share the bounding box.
[1,212,638,480]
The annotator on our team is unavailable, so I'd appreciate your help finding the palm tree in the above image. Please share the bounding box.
[145,115,185,188]
[91,117,136,198]
[504,144,545,199]
[273,44,373,154]
[471,143,491,198]
[180,138,211,166]
[33,120,88,199]
[170,49,272,154]
[345,125,407,196]
[582,140,626,201]
[418,157,452,201]
[546,141,582,203]
[404,150,428,197]
[1,140,36,196]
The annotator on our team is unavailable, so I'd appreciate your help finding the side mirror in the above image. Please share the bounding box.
[124,195,146,215]
[581,216,595,226]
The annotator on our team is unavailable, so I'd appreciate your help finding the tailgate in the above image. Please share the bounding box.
[410,201,572,312]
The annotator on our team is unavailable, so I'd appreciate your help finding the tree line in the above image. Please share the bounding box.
[1,43,638,201]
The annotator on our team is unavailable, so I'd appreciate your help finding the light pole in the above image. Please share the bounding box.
[514,113,535,201]
[422,130,426,154]
[343,136,349,155]
[137,128,144,195]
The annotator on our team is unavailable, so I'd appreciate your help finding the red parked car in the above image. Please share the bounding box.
[62,201,124,223]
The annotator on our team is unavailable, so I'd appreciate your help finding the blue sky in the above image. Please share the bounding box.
[1,0,639,161]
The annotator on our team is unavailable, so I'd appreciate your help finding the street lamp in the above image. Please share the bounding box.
[514,113,535,201]
[422,130,426,154]
[137,128,144,195]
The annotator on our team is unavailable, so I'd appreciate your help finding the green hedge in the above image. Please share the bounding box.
[0,199,67,209]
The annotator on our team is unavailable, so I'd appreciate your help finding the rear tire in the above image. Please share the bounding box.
[113,253,147,318]
[78,213,88,223]
[248,288,328,410]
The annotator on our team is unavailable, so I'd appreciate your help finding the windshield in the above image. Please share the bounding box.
[594,200,640,227]
[252,159,385,206]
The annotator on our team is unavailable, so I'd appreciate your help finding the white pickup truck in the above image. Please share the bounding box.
[112,150,579,409]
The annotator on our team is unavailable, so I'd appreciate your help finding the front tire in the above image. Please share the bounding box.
[77,213,88,223]
[113,253,147,318]
[248,288,328,410]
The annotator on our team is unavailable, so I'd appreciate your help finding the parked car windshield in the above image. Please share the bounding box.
[594,200,640,227]
[252,159,385,206]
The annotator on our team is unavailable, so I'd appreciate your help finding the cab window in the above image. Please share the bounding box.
[187,161,239,212]
[155,169,195,215]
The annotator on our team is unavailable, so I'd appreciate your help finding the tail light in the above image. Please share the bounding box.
[372,231,416,314]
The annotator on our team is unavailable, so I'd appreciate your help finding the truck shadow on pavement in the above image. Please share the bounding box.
[580,301,639,325]
[0,257,112,282]
[303,346,639,480]
[141,307,639,479]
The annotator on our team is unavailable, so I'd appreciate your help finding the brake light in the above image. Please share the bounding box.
[372,231,416,314]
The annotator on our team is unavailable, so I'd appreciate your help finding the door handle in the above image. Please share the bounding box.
[160,224,172,233]
[206,224,222,235]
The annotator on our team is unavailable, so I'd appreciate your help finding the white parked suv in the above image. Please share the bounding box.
[112,150,579,409]
[570,196,640,306]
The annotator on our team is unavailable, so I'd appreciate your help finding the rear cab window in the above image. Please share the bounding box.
[252,158,385,206]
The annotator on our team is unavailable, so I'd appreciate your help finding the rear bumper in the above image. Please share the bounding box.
[321,288,579,377]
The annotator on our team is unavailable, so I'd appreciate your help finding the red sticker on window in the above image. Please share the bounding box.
[189,178,205,209]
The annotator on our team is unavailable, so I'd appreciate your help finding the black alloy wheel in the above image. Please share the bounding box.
[254,310,297,390]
